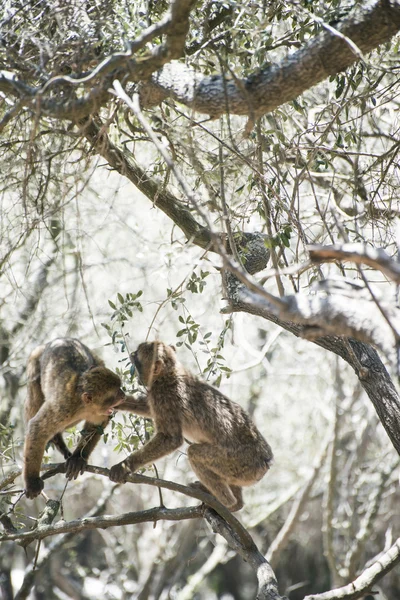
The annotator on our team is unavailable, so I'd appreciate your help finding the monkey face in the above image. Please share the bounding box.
[81,367,126,415]
[131,342,177,387]
[100,386,126,415]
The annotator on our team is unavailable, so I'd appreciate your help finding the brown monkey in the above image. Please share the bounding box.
[24,338,126,499]
[112,341,273,511]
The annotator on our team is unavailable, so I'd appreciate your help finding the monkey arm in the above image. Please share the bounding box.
[109,430,184,483]
[117,394,152,418]
[23,406,67,499]
[65,419,109,480]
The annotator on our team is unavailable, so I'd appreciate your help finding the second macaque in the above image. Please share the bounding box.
[24,338,126,499]
[112,342,273,511]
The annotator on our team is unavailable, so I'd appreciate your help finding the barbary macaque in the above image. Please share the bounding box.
[112,341,273,511]
[24,338,125,499]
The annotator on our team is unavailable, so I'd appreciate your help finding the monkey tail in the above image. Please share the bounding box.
[25,345,46,423]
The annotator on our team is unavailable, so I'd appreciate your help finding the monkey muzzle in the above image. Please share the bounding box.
[103,389,126,415]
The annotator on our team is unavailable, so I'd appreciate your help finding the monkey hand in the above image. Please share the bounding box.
[109,461,131,483]
[65,455,87,480]
[25,476,44,499]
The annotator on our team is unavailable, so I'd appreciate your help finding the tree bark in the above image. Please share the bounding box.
[139,0,400,118]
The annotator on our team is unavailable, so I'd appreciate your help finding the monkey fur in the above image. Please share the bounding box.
[24,338,126,499]
[112,341,273,511]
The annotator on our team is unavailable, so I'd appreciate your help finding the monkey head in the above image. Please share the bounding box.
[80,367,125,415]
[131,342,177,387]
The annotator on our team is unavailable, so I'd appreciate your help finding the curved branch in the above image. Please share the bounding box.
[304,538,400,600]
[225,276,400,457]
[309,243,400,284]
[0,0,196,121]
[3,464,285,600]
[3,463,254,550]
[139,0,400,117]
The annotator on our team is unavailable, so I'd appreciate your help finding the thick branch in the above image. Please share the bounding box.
[227,277,399,356]
[0,0,196,121]
[225,276,400,457]
[139,0,400,117]
[205,509,286,600]
[309,243,400,284]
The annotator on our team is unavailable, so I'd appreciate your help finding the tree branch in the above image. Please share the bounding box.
[81,117,271,274]
[0,0,197,121]
[304,537,400,600]
[226,276,399,356]
[205,509,287,600]
[225,276,400,457]
[309,243,400,284]
[3,464,285,600]
[139,0,400,118]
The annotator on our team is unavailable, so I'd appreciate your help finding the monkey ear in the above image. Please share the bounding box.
[82,392,93,404]
[169,345,176,353]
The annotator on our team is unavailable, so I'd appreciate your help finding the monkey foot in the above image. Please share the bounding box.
[65,455,87,480]
[25,476,44,499]
[109,461,130,483]
[188,480,210,494]
[188,481,243,511]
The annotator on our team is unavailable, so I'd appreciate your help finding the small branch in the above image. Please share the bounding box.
[2,504,202,545]
[0,469,21,491]
[81,117,270,273]
[304,537,400,600]
[309,243,400,284]
[7,463,255,550]
[344,457,400,579]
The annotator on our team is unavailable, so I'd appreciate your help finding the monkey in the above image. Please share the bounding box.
[23,338,126,499]
[111,341,273,511]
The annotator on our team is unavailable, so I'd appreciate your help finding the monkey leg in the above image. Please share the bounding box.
[25,373,45,423]
[65,419,109,480]
[50,433,72,459]
[187,445,238,509]
[188,480,243,512]
[188,443,265,511]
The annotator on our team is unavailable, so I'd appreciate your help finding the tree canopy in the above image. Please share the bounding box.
[1,1,400,599]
